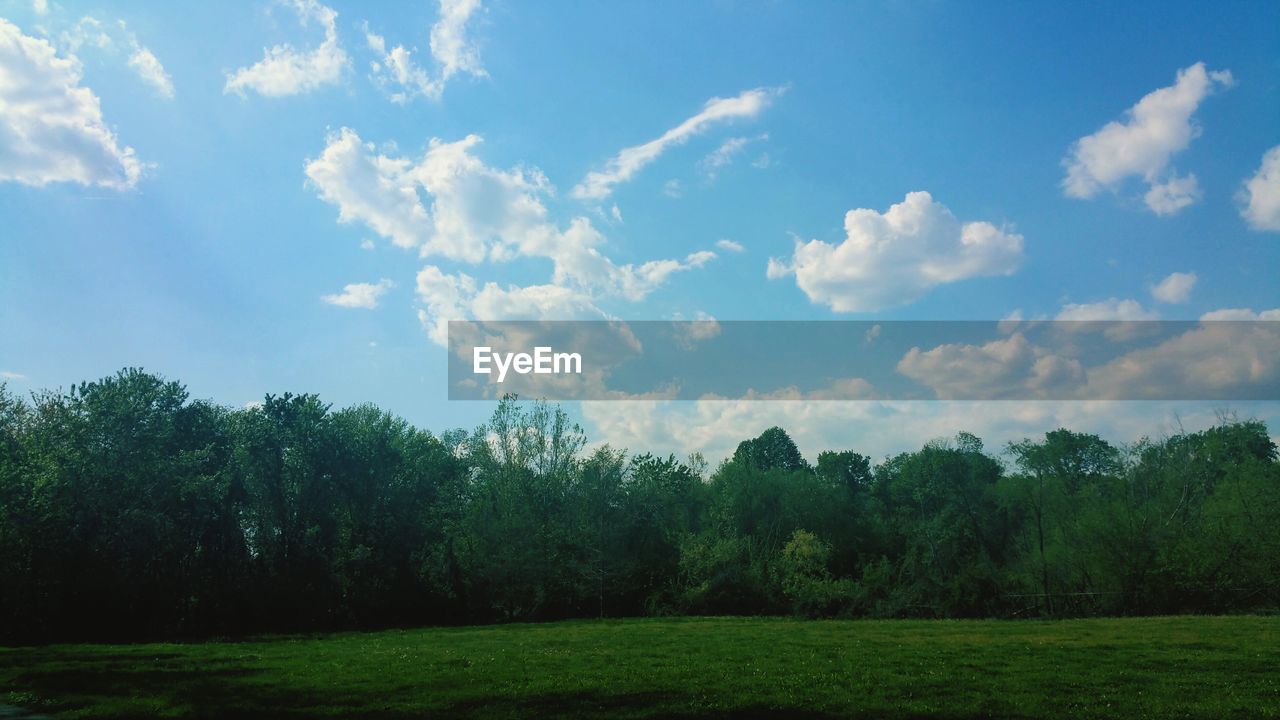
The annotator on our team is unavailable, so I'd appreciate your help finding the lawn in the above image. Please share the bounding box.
[1,616,1277,719]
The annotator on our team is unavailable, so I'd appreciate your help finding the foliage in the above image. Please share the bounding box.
[1,371,1278,641]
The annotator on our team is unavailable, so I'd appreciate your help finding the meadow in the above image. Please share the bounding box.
[2,616,1277,719]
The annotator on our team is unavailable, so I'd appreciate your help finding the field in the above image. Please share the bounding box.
[2,616,1278,719]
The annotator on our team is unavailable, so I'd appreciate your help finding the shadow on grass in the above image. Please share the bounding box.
[1,649,1009,719]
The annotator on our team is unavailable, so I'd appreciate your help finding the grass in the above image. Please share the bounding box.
[1,616,1277,719]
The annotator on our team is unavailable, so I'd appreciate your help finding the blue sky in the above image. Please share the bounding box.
[2,0,1278,459]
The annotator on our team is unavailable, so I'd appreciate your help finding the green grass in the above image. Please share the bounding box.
[1,616,1277,719]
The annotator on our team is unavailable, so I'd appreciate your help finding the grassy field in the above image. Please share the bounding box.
[1,616,1277,719]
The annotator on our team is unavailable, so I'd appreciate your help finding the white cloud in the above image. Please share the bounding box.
[1083,322,1280,400]
[1143,173,1200,216]
[715,238,745,253]
[307,128,717,296]
[662,179,682,198]
[308,128,720,344]
[0,19,144,189]
[415,266,605,345]
[225,0,348,97]
[1062,62,1232,215]
[571,87,782,200]
[610,204,622,223]
[1055,298,1159,321]
[581,398,1269,466]
[698,133,767,179]
[364,0,485,104]
[1240,145,1280,232]
[126,45,174,99]
[770,191,1024,312]
[322,278,394,308]
[33,0,48,15]
[1150,271,1197,304]
[56,17,174,99]
[1200,307,1280,321]
[304,128,434,251]
[0,370,26,380]
[429,0,485,80]
[672,311,721,350]
[896,332,1084,400]
[60,16,111,52]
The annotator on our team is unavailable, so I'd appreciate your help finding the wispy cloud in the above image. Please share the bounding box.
[699,133,767,179]
[571,87,783,200]
[364,0,485,104]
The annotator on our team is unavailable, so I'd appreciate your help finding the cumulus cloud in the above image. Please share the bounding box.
[307,128,718,300]
[1240,145,1280,232]
[1200,308,1280,321]
[0,19,144,189]
[364,0,485,104]
[1062,62,1232,215]
[768,191,1023,312]
[225,0,348,97]
[571,87,782,200]
[1083,322,1280,400]
[307,128,720,345]
[715,238,744,253]
[415,267,606,345]
[322,278,394,308]
[897,333,1085,400]
[1151,271,1197,304]
[305,128,438,251]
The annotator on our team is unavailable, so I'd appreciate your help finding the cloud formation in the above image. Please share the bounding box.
[322,279,394,308]
[897,332,1084,400]
[767,191,1024,312]
[699,134,767,180]
[1240,145,1280,232]
[1062,62,1232,215]
[571,87,781,200]
[364,0,486,103]
[0,19,144,189]
[1055,298,1159,321]
[1151,271,1197,304]
[306,128,719,345]
[225,0,348,97]
[415,267,606,345]
[1200,307,1280,321]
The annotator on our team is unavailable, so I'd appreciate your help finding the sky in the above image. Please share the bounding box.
[2,0,1279,462]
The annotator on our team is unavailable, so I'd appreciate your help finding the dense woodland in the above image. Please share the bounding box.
[1,368,1277,642]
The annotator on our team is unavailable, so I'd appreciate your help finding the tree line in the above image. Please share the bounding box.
[1,368,1277,642]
